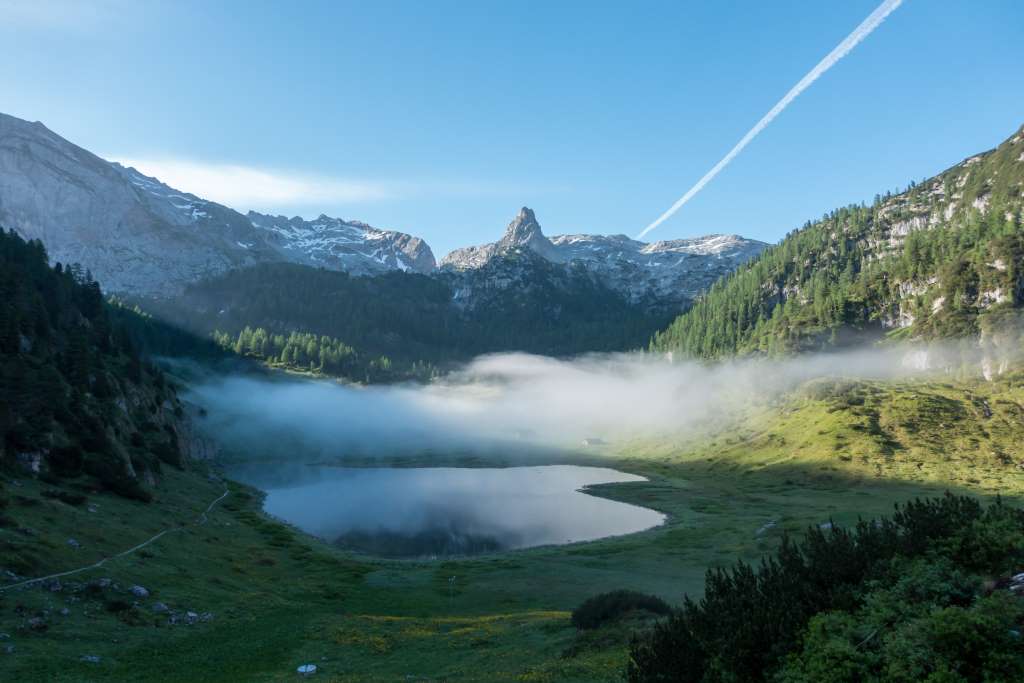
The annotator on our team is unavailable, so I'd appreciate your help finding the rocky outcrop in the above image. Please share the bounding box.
[246,212,435,275]
[441,207,767,309]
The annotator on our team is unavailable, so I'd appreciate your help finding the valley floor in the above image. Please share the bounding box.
[2,374,1023,681]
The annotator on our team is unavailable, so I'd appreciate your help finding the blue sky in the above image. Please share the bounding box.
[1,0,1022,257]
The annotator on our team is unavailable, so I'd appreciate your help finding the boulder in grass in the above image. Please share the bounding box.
[130,585,149,598]
[297,664,317,676]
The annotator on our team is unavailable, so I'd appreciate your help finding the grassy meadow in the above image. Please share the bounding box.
[2,372,1023,681]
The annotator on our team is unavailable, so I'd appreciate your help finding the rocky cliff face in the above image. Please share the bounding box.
[442,207,767,309]
[246,211,435,275]
[0,113,434,296]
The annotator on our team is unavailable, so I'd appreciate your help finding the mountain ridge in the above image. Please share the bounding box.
[0,112,763,309]
[442,206,768,309]
[651,122,1024,368]
[0,113,435,296]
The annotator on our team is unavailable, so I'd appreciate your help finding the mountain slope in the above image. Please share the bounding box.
[146,257,672,372]
[651,123,1024,363]
[442,207,767,310]
[246,211,435,274]
[0,113,434,296]
[0,229,197,503]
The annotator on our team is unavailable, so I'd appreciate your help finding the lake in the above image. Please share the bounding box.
[228,464,665,558]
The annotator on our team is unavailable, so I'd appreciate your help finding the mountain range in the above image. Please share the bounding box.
[0,113,436,296]
[0,112,765,309]
[442,207,765,309]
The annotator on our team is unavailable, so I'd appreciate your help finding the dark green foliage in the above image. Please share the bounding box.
[775,564,1024,683]
[0,228,186,500]
[40,489,87,506]
[572,590,672,630]
[627,495,1024,682]
[212,326,410,383]
[108,297,231,361]
[105,599,131,613]
[141,253,671,379]
[652,125,1024,359]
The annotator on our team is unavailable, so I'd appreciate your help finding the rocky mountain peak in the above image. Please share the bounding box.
[440,207,768,310]
[503,207,541,242]
[497,206,560,260]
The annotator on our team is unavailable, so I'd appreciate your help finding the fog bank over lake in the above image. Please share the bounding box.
[186,348,938,459]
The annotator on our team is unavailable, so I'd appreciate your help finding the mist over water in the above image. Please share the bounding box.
[186,345,978,557]
[186,347,945,458]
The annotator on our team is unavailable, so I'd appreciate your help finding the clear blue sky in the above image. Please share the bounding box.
[1,0,1022,257]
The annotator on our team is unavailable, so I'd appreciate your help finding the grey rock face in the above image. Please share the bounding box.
[0,113,434,295]
[441,207,767,309]
[246,212,435,275]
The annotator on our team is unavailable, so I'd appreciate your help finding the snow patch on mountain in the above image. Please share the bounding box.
[246,212,435,275]
[441,207,767,309]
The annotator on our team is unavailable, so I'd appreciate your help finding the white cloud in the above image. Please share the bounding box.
[111,157,396,211]
[110,156,543,215]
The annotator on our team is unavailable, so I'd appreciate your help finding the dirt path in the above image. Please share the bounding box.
[0,488,230,593]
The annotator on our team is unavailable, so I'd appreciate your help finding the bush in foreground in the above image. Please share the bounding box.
[628,494,1024,682]
[572,589,671,631]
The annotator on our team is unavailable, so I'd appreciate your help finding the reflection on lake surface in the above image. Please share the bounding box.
[228,464,665,558]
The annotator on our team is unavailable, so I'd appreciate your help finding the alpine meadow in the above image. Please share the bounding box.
[2,2,1024,681]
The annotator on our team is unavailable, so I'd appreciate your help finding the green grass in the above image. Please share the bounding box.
[2,373,1023,681]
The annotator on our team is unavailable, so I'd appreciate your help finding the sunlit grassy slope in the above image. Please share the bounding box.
[2,372,1023,681]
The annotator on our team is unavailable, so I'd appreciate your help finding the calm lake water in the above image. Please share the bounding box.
[228,464,665,558]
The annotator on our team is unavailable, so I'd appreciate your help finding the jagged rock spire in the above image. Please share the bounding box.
[498,206,559,260]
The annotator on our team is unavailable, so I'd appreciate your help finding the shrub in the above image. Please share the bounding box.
[628,494,1024,682]
[572,590,671,630]
[40,489,87,506]
[105,599,131,613]
[47,445,84,477]
[84,454,152,502]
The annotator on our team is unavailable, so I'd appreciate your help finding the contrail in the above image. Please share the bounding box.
[638,0,903,240]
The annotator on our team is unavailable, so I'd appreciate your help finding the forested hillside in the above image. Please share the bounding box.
[0,229,194,501]
[145,252,671,375]
[652,124,1024,360]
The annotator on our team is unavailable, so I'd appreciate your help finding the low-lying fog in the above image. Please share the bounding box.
[182,345,993,557]
[186,347,959,458]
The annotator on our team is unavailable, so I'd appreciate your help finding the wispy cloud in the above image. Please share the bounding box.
[638,0,904,239]
[111,157,397,211]
[111,156,543,214]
